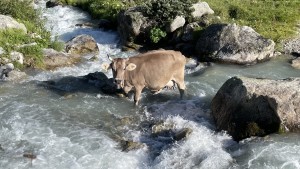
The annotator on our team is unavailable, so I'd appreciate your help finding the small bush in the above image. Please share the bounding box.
[149,27,167,43]
[142,0,197,26]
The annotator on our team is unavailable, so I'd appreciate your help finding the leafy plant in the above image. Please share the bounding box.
[149,27,167,43]
[142,0,197,27]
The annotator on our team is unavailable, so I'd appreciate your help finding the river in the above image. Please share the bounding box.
[0,1,300,169]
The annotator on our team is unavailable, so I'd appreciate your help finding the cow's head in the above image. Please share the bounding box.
[102,55,136,89]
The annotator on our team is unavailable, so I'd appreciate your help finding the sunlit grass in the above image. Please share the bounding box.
[206,0,300,43]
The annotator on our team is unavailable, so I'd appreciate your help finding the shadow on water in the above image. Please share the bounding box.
[36,71,121,97]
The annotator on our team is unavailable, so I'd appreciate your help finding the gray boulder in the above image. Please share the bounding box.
[43,48,81,70]
[0,15,27,33]
[211,76,300,141]
[196,23,275,64]
[117,7,150,45]
[65,34,99,55]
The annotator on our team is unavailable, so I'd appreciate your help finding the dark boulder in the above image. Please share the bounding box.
[211,76,300,141]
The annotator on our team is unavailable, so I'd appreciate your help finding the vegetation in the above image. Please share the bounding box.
[142,0,198,25]
[58,0,125,23]
[0,0,62,68]
[149,27,167,43]
[205,0,300,43]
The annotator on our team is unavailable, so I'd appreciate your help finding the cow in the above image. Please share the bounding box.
[102,50,186,105]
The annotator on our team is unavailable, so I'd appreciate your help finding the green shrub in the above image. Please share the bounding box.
[142,0,197,26]
[0,0,57,69]
[149,27,167,43]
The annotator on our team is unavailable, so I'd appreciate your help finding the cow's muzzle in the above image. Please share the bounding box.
[114,78,124,89]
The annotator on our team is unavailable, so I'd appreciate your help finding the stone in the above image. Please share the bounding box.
[211,76,300,141]
[167,16,186,33]
[65,34,99,55]
[43,48,81,69]
[117,7,150,44]
[0,15,27,33]
[10,51,24,64]
[291,57,300,69]
[196,23,275,65]
[191,2,214,18]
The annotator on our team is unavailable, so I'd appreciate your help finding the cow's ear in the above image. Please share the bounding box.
[101,63,111,72]
[126,63,136,71]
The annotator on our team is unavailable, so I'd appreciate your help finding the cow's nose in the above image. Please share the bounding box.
[114,79,122,84]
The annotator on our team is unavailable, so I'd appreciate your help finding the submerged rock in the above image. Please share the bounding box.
[211,76,300,141]
[119,140,146,152]
[196,23,275,64]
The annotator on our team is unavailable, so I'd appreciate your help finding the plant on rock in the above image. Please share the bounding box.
[149,27,167,43]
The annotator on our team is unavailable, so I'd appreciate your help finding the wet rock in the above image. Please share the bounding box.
[0,63,14,79]
[0,144,3,151]
[211,76,300,141]
[3,70,27,82]
[196,23,275,65]
[119,139,145,152]
[291,57,300,69]
[23,153,37,159]
[43,48,81,70]
[65,34,99,55]
[75,22,97,28]
[173,128,193,141]
[151,122,192,141]
[0,15,27,33]
[46,0,62,8]
[185,57,210,75]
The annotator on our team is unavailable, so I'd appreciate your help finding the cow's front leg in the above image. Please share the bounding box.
[134,86,143,106]
[123,86,132,98]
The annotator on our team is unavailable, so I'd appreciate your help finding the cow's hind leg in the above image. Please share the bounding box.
[174,75,185,99]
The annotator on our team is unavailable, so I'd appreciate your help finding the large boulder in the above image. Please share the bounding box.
[211,76,300,141]
[0,15,27,33]
[117,7,151,45]
[43,48,81,70]
[196,23,275,64]
[65,34,99,55]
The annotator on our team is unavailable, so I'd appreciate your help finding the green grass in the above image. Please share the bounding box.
[0,0,61,69]
[205,0,300,43]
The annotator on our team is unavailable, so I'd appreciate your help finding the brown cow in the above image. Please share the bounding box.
[102,50,186,105]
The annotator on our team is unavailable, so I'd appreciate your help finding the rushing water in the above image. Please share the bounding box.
[1,1,300,169]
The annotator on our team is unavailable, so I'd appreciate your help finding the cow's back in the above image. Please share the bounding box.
[127,50,186,90]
